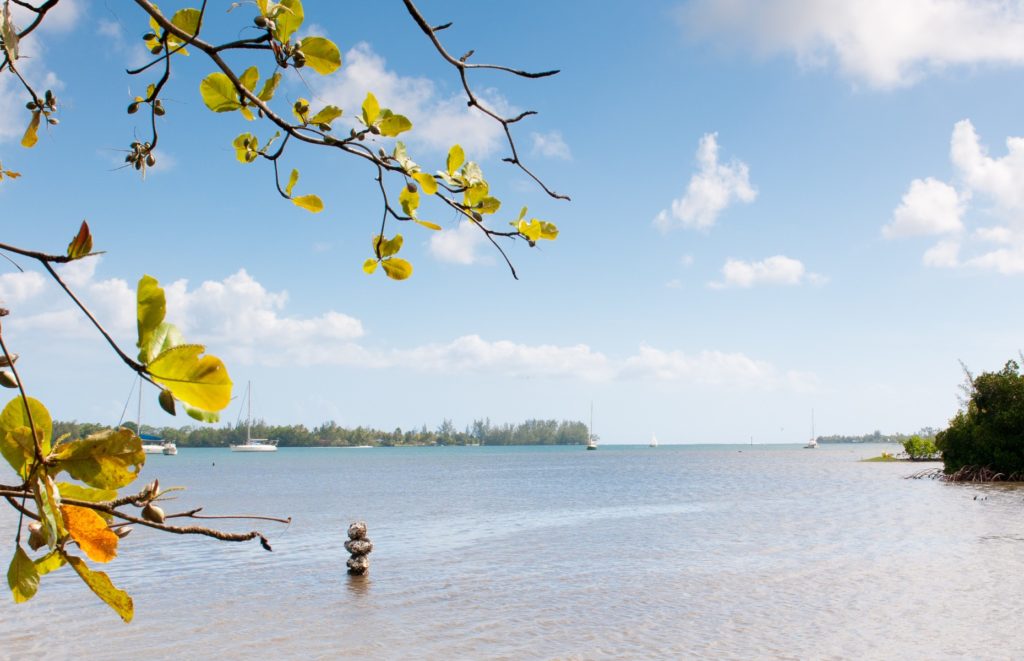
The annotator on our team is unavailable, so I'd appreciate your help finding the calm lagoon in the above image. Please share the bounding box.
[2,443,1022,659]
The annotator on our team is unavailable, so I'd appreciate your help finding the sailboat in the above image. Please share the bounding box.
[649,433,658,448]
[230,382,278,452]
[586,402,597,450]
[804,409,818,449]
[131,376,176,455]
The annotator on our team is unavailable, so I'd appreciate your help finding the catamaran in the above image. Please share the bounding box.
[649,433,658,448]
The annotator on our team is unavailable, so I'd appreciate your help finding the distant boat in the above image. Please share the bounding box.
[131,376,176,456]
[231,382,278,452]
[804,409,818,449]
[586,402,597,450]
[649,433,658,448]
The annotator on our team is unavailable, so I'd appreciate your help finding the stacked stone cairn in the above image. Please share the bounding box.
[345,521,373,575]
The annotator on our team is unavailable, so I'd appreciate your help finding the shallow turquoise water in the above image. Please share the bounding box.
[1,444,1022,659]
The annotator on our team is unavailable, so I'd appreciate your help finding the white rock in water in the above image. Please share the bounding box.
[345,538,373,555]
[347,521,367,540]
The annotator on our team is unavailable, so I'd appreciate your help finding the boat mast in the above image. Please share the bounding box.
[589,401,593,443]
[136,375,142,436]
[247,381,253,442]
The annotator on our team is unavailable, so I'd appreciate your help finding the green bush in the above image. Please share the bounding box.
[902,434,939,460]
[936,360,1024,475]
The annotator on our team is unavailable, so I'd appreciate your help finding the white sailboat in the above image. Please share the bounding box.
[804,409,818,449]
[133,376,176,455]
[649,433,658,448]
[586,402,597,450]
[231,382,278,452]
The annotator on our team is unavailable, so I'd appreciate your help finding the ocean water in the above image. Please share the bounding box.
[1,444,1022,659]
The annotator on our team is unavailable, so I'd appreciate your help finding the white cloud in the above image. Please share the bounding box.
[620,346,776,386]
[2,262,815,389]
[0,271,46,306]
[888,119,1024,274]
[710,255,821,288]
[682,0,1024,88]
[0,32,61,143]
[922,239,960,268]
[530,131,572,160]
[654,133,756,231]
[10,0,81,33]
[883,177,965,238]
[312,43,509,157]
[429,222,487,265]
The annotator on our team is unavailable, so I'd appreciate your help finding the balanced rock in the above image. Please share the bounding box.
[347,521,367,540]
[347,554,370,575]
[344,538,373,555]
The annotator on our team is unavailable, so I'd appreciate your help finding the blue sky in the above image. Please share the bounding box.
[2,0,1024,443]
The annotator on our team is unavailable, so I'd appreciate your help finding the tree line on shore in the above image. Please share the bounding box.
[51,418,591,448]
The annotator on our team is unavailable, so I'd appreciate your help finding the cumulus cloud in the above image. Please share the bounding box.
[883,177,965,238]
[710,255,823,288]
[654,133,756,231]
[888,119,1024,274]
[681,0,1024,88]
[530,131,572,160]
[428,222,488,265]
[0,271,46,305]
[312,43,510,157]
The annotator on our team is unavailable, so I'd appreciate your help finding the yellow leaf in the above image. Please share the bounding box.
[362,259,378,274]
[33,550,65,577]
[50,429,144,491]
[414,219,442,231]
[7,546,38,604]
[148,344,232,413]
[399,186,419,216]
[21,110,40,148]
[381,258,413,281]
[447,144,464,175]
[62,505,118,563]
[412,172,437,196]
[292,194,323,213]
[66,555,133,623]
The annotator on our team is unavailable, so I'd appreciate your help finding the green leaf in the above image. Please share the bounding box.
[34,550,65,577]
[159,389,176,416]
[362,259,378,275]
[136,275,166,364]
[50,429,144,490]
[399,186,420,217]
[414,219,442,231]
[33,475,64,549]
[361,92,380,126]
[238,66,259,92]
[379,114,412,137]
[199,73,241,113]
[299,36,341,75]
[21,110,40,148]
[309,105,343,126]
[285,168,299,196]
[183,403,219,423]
[66,221,93,259]
[257,72,281,102]
[170,8,201,37]
[292,195,323,213]
[447,144,464,175]
[7,547,38,604]
[66,555,133,623]
[148,344,232,413]
[412,172,437,196]
[141,322,184,365]
[0,396,52,477]
[381,258,413,281]
[273,0,304,42]
[56,482,117,504]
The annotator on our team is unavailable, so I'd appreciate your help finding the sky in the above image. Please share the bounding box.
[2,0,1024,443]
